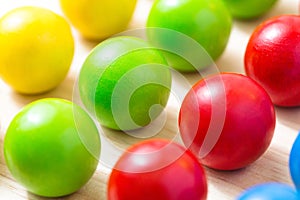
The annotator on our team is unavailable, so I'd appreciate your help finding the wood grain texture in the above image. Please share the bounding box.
[0,0,300,199]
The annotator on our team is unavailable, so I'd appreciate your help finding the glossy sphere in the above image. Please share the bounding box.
[108,139,207,200]
[0,6,74,94]
[245,15,300,107]
[179,73,275,170]
[60,0,137,40]
[147,0,232,72]
[4,98,100,197]
[79,36,171,131]
[237,183,298,200]
[289,133,300,190]
[223,0,277,19]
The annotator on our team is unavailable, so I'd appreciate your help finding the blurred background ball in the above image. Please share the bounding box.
[237,183,298,200]
[60,0,137,40]
[289,133,300,190]
[147,0,232,72]
[222,0,277,19]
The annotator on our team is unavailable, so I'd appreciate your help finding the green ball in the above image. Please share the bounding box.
[147,0,232,72]
[4,98,100,197]
[79,36,171,131]
[222,0,277,19]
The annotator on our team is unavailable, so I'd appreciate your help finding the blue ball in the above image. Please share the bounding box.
[237,183,298,200]
[290,133,300,190]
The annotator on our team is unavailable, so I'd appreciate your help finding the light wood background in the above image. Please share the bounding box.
[0,0,300,199]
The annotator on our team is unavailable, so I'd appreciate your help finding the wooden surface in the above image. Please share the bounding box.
[0,0,300,199]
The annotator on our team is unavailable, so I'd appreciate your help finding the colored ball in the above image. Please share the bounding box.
[79,36,171,131]
[245,15,300,107]
[4,98,100,197]
[289,133,300,190]
[223,0,277,19]
[60,0,137,40]
[147,0,232,72]
[179,73,275,170]
[108,139,207,200]
[0,6,74,94]
[237,183,298,200]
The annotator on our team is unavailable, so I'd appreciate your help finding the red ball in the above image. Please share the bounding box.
[245,15,300,107]
[107,139,207,200]
[179,73,275,170]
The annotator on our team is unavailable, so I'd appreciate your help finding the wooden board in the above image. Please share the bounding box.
[0,0,300,199]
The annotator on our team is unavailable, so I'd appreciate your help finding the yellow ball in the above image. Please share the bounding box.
[60,0,137,40]
[0,6,74,94]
